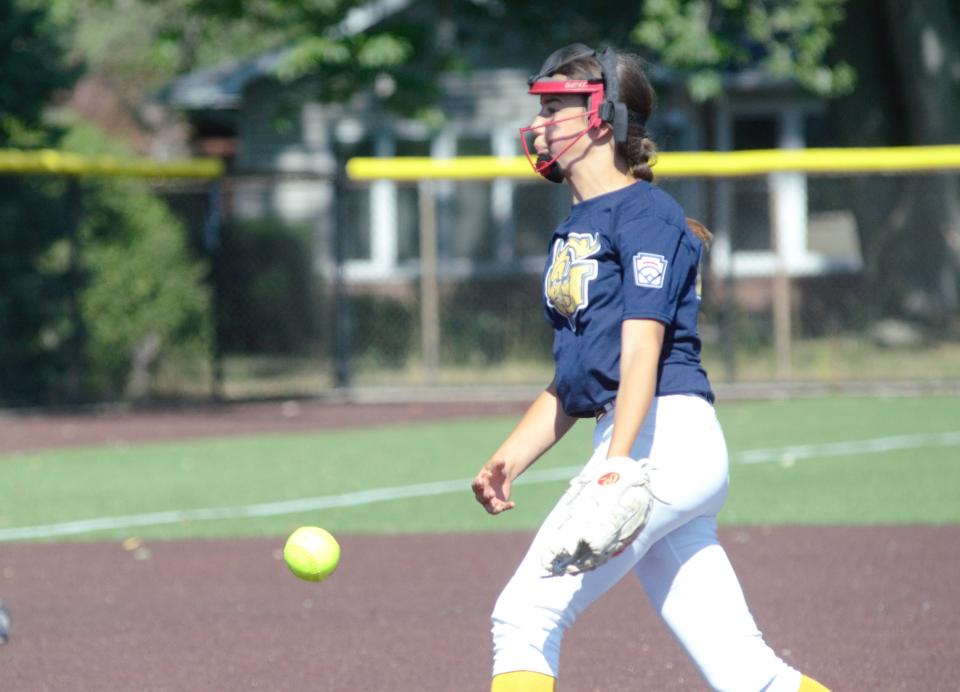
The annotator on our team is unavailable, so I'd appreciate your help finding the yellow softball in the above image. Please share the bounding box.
[283,526,341,582]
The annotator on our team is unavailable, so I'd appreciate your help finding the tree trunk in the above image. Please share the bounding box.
[830,0,960,332]
[884,0,960,326]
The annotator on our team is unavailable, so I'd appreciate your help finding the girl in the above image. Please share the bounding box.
[471,44,829,692]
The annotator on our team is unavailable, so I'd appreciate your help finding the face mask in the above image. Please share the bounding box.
[519,103,601,183]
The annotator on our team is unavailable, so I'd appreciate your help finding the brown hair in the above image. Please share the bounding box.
[550,51,657,183]
[685,217,714,249]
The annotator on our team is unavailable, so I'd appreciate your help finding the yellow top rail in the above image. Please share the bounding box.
[346,145,960,181]
[0,149,224,179]
[7,145,956,181]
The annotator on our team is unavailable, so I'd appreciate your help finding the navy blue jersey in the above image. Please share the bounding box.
[542,180,714,417]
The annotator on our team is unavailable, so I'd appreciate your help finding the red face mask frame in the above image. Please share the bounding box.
[520,80,606,179]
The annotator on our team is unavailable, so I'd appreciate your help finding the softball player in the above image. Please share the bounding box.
[470,44,830,692]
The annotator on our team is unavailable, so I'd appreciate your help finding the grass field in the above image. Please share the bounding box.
[1,394,958,543]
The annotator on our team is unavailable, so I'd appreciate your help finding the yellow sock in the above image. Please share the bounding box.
[491,670,556,692]
[799,673,831,691]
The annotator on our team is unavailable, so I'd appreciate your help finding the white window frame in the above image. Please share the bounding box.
[710,100,863,279]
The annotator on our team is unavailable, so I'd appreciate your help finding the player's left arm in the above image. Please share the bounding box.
[606,319,664,459]
[608,215,691,459]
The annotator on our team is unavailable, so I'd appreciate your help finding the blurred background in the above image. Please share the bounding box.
[2,0,958,408]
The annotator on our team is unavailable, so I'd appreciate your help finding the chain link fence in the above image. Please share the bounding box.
[197,166,960,400]
[2,162,957,406]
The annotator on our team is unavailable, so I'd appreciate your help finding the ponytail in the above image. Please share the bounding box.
[622,121,657,183]
[685,218,714,249]
[615,53,657,183]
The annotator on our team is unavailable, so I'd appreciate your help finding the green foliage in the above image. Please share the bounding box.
[634,0,856,100]
[77,180,212,397]
[58,0,429,114]
[214,219,316,354]
[343,279,551,372]
[0,0,80,142]
[0,176,75,404]
[276,36,352,79]
[349,295,414,368]
[441,278,551,366]
[42,0,861,123]
[44,0,288,103]
[53,0,459,122]
[53,124,212,400]
[356,33,412,69]
[0,1,81,405]
[443,310,508,366]
[0,119,212,404]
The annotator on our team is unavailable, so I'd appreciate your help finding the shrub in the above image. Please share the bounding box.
[79,178,212,398]
[349,294,413,368]
[213,219,315,354]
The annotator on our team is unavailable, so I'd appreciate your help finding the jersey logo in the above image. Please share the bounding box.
[545,232,601,328]
[633,253,668,289]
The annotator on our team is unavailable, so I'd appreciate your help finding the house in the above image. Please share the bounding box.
[159,8,862,298]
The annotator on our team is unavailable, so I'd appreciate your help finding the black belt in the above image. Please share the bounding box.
[594,401,615,421]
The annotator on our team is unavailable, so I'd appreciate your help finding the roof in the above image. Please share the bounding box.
[160,49,288,110]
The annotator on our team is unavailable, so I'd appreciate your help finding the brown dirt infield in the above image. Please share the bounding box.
[1,400,958,690]
[2,529,959,691]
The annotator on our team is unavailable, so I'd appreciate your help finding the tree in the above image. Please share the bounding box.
[878,0,959,327]
[0,0,80,142]
[0,1,214,405]
[632,0,960,331]
[829,0,960,329]
[0,0,81,404]
[45,0,289,109]
[633,0,854,100]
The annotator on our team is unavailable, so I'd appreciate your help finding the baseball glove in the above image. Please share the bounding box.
[541,456,657,576]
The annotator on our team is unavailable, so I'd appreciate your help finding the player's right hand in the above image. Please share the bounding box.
[471,459,516,515]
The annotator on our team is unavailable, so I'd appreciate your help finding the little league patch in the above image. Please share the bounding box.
[633,253,667,288]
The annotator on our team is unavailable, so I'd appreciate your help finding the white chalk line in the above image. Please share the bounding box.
[1,431,958,542]
[732,430,960,464]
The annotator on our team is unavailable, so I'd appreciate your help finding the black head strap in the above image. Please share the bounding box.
[596,47,629,143]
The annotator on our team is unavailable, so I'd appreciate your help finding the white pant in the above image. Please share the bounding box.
[491,395,800,692]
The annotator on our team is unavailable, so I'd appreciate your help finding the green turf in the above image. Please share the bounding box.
[1,394,958,542]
